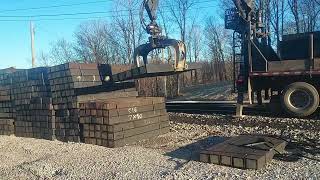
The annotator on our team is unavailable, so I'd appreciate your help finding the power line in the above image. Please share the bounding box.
[0,16,113,22]
[0,0,214,18]
[0,3,217,22]
[0,9,140,18]
[0,0,112,14]
[0,0,212,14]
[0,11,113,18]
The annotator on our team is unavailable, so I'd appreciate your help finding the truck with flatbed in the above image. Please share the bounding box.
[226,0,320,117]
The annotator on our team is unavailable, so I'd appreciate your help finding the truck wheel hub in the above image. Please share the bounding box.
[288,90,312,110]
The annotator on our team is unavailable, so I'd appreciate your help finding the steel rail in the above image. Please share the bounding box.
[166,101,269,115]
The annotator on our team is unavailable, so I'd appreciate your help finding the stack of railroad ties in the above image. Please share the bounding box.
[0,63,170,148]
[0,68,15,135]
[79,97,169,148]
[11,67,54,140]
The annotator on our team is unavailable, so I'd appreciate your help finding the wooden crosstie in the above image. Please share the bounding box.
[200,135,287,170]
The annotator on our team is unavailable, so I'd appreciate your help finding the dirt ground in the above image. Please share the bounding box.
[175,82,237,101]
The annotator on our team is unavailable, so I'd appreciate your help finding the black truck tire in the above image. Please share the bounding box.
[281,82,319,117]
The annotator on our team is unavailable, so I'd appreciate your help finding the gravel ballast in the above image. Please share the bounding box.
[0,113,319,179]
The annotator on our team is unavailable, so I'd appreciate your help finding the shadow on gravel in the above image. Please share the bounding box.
[272,135,320,163]
[164,136,227,167]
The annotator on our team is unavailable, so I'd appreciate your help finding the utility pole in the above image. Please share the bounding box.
[30,21,36,68]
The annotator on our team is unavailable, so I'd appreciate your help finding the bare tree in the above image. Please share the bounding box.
[166,0,198,43]
[73,20,111,63]
[104,27,125,64]
[190,25,203,62]
[50,38,76,64]
[113,0,145,64]
[269,0,287,51]
[37,50,51,67]
[286,0,320,33]
[205,17,228,81]
[288,0,301,33]
[300,0,320,32]
[187,24,203,83]
[158,4,173,38]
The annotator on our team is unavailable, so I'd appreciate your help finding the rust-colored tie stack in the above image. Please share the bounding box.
[79,97,169,148]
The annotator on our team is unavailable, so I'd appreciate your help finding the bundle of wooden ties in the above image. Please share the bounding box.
[0,69,14,135]
[11,68,54,140]
[79,97,169,148]
[0,63,170,148]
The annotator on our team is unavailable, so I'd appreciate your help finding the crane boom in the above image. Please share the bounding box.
[232,0,254,17]
[144,0,159,22]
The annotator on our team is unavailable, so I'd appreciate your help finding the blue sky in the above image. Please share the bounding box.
[0,0,218,69]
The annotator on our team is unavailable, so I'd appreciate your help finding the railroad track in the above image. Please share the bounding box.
[166,101,269,115]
